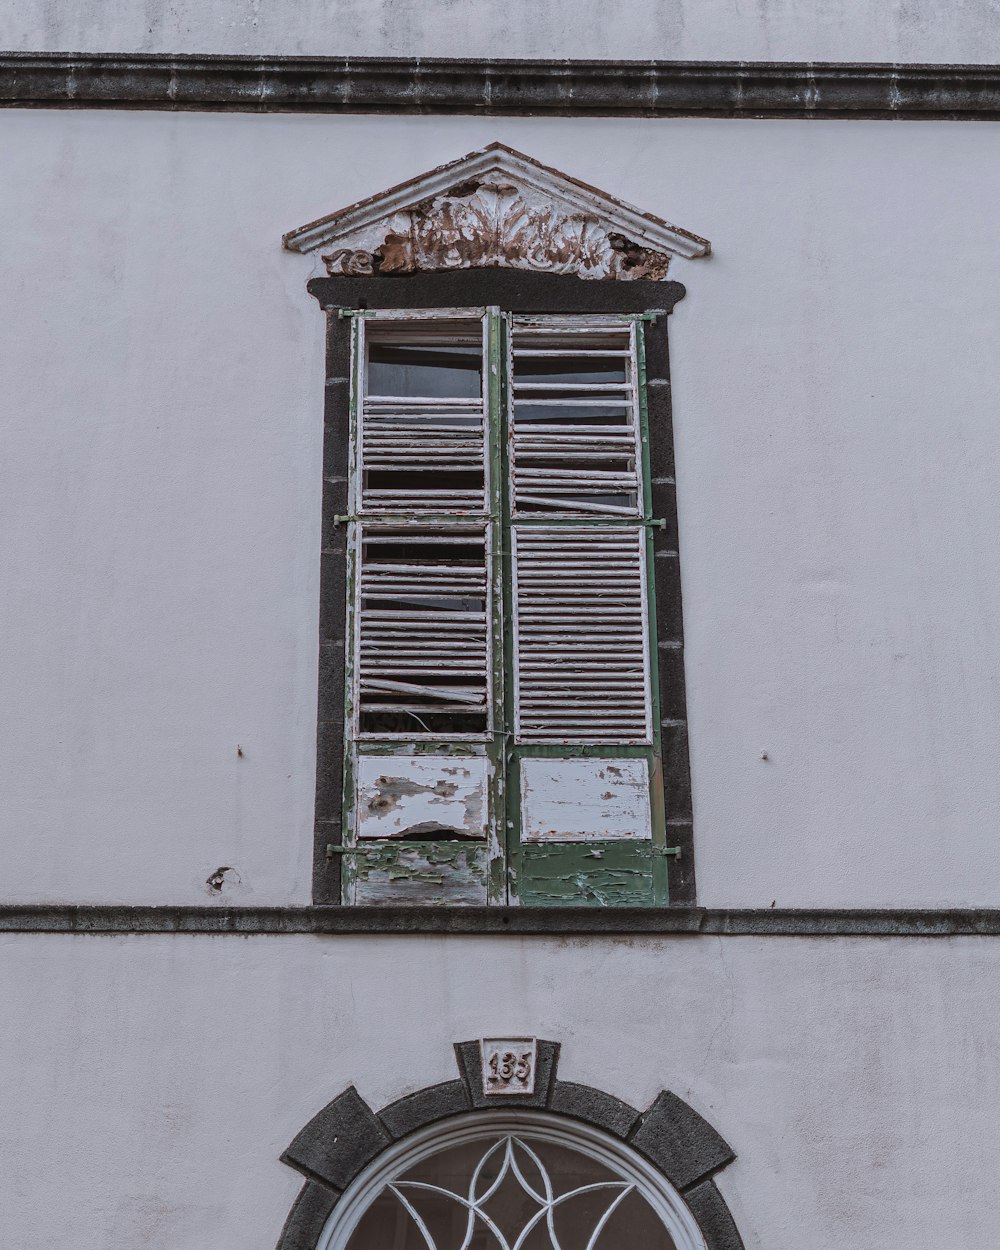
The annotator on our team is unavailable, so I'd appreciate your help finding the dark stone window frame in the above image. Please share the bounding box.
[309,271,695,908]
[276,1037,743,1250]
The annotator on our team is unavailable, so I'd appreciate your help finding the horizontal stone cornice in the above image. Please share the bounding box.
[1,905,1000,936]
[1,55,1000,118]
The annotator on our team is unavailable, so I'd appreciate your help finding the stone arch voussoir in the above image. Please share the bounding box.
[277,1039,743,1250]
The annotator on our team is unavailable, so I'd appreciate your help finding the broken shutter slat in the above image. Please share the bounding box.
[509,318,643,519]
[355,524,492,738]
[358,317,488,516]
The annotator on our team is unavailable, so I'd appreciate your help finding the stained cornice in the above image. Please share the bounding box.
[1,55,1000,118]
[2,905,999,936]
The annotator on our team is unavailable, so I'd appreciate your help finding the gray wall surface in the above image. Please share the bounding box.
[3,113,1000,908]
[0,933,995,1249]
[2,0,999,62]
[2,6,998,1239]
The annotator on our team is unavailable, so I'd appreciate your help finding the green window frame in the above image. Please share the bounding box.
[335,306,676,908]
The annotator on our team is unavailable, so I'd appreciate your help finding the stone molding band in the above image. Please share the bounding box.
[277,1039,743,1250]
[1,55,1000,119]
[2,905,999,936]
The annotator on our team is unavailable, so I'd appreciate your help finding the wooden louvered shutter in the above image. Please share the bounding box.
[340,309,668,908]
[506,316,666,907]
[343,311,504,906]
[512,528,651,744]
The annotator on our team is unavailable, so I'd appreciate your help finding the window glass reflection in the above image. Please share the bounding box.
[368,330,483,400]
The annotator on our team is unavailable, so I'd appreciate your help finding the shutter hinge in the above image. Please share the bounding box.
[652,846,683,858]
[326,843,363,858]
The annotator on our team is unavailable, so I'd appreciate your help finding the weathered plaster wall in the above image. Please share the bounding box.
[3,112,1000,906]
[0,933,995,1248]
[2,0,999,62]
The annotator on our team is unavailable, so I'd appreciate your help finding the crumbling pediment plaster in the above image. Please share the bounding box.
[284,143,709,281]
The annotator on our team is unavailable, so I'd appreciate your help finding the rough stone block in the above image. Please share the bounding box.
[684,1179,746,1250]
[282,1086,391,1191]
[549,1080,640,1138]
[379,1080,472,1139]
[629,1090,735,1191]
[276,1180,339,1250]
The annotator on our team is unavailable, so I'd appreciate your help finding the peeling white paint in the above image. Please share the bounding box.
[520,756,652,841]
[350,843,488,905]
[356,754,489,840]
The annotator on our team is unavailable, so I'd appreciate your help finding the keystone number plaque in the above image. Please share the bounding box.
[480,1037,537,1096]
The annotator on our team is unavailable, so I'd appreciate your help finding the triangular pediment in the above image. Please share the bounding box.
[283,143,709,282]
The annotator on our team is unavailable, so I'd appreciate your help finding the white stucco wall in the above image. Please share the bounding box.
[0,932,994,1249]
[3,112,1000,907]
[2,0,1000,62]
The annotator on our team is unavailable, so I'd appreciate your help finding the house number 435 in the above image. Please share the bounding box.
[481,1038,537,1096]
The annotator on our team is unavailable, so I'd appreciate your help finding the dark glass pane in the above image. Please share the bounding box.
[512,403,631,424]
[595,1188,678,1250]
[368,343,482,399]
[513,358,627,386]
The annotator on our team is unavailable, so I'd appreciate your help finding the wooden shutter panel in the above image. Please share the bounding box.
[345,312,496,906]
[359,397,486,512]
[339,310,667,908]
[358,318,487,515]
[512,527,651,745]
[509,318,642,517]
[508,316,662,907]
[356,526,491,739]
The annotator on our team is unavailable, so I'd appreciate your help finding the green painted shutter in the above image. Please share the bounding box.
[340,309,666,907]
[503,316,667,906]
